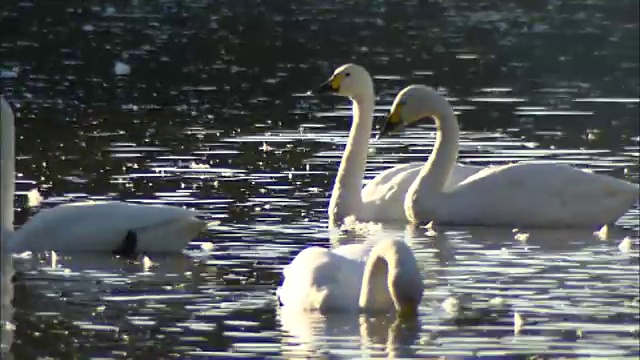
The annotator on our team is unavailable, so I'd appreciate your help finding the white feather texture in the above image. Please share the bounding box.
[383,85,639,228]
[317,64,483,225]
[1,96,207,254]
[277,239,423,315]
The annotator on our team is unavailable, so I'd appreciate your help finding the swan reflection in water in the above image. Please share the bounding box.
[1,252,15,360]
[278,306,420,359]
[409,223,638,253]
[9,251,200,308]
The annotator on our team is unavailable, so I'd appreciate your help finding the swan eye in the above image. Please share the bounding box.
[345,73,351,77]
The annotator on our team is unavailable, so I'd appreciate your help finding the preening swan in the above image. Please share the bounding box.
[277,239,424,316]
[1,96,207,254]
[378,85,639,228]
[314,64,482,225]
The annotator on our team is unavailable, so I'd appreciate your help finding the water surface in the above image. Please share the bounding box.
[1,0,639,358]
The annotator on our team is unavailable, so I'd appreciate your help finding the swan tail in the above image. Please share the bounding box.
[601,182,639,224]
[132,216,207,253]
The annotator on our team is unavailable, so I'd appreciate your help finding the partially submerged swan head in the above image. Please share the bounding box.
[378,85,450,137]
[359,239,424,316]
[315,64,373,100]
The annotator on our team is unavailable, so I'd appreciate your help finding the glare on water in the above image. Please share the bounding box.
[2,0,639,358]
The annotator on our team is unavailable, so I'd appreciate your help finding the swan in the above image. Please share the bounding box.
[279,306,420,358]
[1,96,208,254]
[276,238,424,316]
[377,85,640,228]
[314,64,483,225]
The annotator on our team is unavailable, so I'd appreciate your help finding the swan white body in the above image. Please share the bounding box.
[277,239,424,315]
[381,85,639,228]
[316,64,483,225]
[1,96,207,253]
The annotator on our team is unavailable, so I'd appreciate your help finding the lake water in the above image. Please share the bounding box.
[1,0,639,358]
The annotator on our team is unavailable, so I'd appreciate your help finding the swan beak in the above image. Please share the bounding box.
[377,108,403,139]
[315,74,344,94]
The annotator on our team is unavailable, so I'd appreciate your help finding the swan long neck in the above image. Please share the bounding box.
[405,99,459,222]
[358,240,423,315]
[1,98,15,354]
[328,90,375,224]
[1,96,15,242]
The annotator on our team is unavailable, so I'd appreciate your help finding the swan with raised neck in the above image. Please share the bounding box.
[313,66,483,226]
[316,64,375,224]
[379,84,640,228]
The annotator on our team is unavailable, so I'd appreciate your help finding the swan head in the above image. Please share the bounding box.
[315,64,373,100]
[378,85,448,138]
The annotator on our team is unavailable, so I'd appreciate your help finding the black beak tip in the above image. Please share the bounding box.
[313,80,336,95]
[377,120,394,139]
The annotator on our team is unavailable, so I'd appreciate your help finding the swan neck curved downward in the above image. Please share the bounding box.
[1,96,15,240]
[329,90,375,224]
[405,97,460,222]
[358,240,423,315]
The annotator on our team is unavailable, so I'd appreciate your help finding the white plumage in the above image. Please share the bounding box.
[1,96,207,254]
[316,64,483,225]
[277,239,424,315]
[11,201,206,253]
[380,85,639,228]
[359,161,482,221]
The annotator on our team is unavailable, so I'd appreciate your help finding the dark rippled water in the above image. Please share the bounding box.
[2,0,639,358]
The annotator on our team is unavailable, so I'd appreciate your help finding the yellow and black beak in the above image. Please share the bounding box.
[315,73,345,94]
[376,104,404,139]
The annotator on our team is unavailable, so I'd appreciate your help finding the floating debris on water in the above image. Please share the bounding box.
[514,312,524,335]
[619,237,633,253]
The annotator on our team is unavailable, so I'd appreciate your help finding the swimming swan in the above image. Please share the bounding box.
[315,64,482,225]
[378,85,639,228]
[1,96,207,254]
[276,239,424,316]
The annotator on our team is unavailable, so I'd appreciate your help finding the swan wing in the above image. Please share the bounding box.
[359,162,484,221]
[278,245,368,311]
[361,162,423,199]
[13,201,206,253]
[432,163,639,227]
[332,243,371,262]
[443,162,485,190]
[360,163,422,221]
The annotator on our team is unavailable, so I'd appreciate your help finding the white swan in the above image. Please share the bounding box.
[1,96,207,254]
[378,85,640,228]
[276,239,424,316]
[315,64,483,225]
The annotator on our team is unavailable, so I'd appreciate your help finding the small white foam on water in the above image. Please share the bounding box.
[573,98,639,103]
